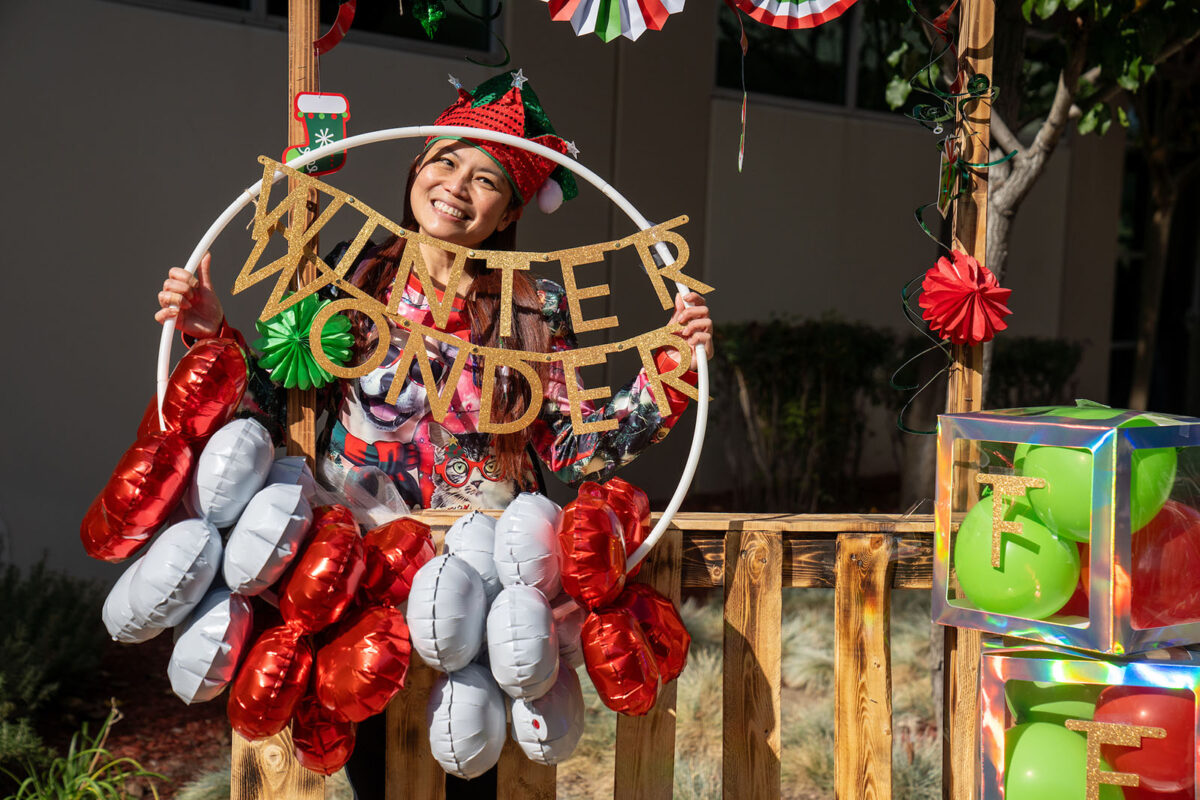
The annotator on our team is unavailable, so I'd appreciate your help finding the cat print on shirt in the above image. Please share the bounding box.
[427,422,512,509]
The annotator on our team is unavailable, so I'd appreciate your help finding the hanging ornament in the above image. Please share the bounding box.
[282,93,351,177]
[313,1,357,56]
[918,250,1012,346]
[253,293,353,390]
[545,0,686,43]
[729,0,858,30]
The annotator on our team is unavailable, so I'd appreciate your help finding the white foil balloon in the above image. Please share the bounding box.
[427,663,507,779]
[494,493,562,598]
[266,455,317,499]
[550,593,587,670]
[168,587,253,704]
[128,518,222,629]
[223,483,313,595]
[510,665,586,765]
[445,512,502,604]
[192,418,274,527]
[408,555,487,673]
[487,585,558,700]
[102,559,163,643]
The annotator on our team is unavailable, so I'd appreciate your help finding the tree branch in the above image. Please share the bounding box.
[989,110,1024,157]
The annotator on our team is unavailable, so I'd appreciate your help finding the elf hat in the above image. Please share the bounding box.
[427,70,579,213]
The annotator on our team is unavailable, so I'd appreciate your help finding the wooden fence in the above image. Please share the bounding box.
[233,511,936,800]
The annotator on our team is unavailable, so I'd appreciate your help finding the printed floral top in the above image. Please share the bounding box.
[303,243,696,511]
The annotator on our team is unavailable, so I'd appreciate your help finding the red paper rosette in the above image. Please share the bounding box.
[919,250,1012,346]
[227,624,313,740]
[581,608,660,716]
[581,478,650,577]
[81,431,195,562]
[610,583,690,683]
[315,606,412,722]
[159,339,248,441]
[280,505,365,633]
[558,495,626,610]
[360,518,435,607]
[291,693,357,776]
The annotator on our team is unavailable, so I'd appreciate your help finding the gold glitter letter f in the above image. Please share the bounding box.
[975,474,1046,568]
[1064,719,1167,799]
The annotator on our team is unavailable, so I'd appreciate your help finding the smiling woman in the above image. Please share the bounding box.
[153,69,712,798]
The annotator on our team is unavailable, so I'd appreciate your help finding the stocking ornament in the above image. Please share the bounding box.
[283,93,350,176]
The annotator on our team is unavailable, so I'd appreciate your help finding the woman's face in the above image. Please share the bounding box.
[409,141,520,247]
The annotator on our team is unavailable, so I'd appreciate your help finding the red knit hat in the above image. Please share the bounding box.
[427,70,579,212]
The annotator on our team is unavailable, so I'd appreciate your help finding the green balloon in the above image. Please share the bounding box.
[1014,407,1177,540]
[953,495,1079,619]
[1005,680,1101,726]
[1005,722,1123,800]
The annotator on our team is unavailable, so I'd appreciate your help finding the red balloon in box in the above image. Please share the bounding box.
[558,494,626,611]
[80,431,195,562]
[291,693,357,776]
[228,624,313,740]
[360,518,435,607]
[580,478,651,577]
[581,608,661,716]
[315,606,412,722]
[280,505,365,633]
[1094,685,1195,793]
[609,583,691,684]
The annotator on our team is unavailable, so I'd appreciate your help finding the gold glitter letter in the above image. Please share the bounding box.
[1064,719,1166,799]
[631,218,713,311]
[976,474,1047,568]
[558,246,619,334]
[483,251,534,338]
[476,353,545,434]
[384,331,469,423]
[560,347,618,435]
[636,327,699,416]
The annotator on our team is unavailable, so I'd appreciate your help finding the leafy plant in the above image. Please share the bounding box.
[2,705,163,800]
[986,336,1084,408]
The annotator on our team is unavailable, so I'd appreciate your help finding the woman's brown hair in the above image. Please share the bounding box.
[349,149,552,484]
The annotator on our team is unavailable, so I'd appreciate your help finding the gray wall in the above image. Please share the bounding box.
[0,0,1121,580]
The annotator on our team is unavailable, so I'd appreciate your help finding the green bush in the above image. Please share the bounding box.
[0,561,108,777]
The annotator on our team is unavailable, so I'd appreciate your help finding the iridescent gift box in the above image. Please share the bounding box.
[932,406,1200,655]
[980,639,1200,799]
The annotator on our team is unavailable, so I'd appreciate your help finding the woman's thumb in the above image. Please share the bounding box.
[197,252,214,289]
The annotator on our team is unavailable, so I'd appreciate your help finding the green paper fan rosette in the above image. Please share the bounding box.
[253,295,353,390]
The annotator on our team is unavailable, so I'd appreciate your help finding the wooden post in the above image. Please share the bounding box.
[722,529,782,800]
[943,1,993,798]
[834,533,896,800]
[231,3,323,798]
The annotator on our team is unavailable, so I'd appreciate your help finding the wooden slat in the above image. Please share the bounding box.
[834,534,896,800]
[386,660,447,800]
[722,530,782,800]
[614,529,684,800]
[497,734,556,800]
[231,728,322,800]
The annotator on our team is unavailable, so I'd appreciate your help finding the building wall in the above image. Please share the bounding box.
[0,0,1121,579]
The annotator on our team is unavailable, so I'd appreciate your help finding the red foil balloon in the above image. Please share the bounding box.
[280,505,365,633]
[1130,501,1200,628]
[81,431,195,562]
[291,693,357,776]
[1094,685,1195,793]
[161,338,248,442]
[559,495,626,610]
[581,608,660,716]
[227,625,313,740]
[580,478,651,577]
[315,606,411,722]
[610,583,691,684]
[360,518,435,607]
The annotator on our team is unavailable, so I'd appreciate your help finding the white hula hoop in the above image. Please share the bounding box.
[157,125,708,572]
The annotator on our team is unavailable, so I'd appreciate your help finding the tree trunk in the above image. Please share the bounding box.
[1128,180,1178,410]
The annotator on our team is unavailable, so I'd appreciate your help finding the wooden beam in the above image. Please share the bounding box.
[722,530,782,800]
[614,529,684,799]
[944,0,994,798]
[834,534,896,800]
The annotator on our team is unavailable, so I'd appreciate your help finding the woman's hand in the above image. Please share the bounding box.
[671,292,714,357]
[154,252,225,338]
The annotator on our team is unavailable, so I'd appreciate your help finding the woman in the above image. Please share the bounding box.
[155,71,710,796]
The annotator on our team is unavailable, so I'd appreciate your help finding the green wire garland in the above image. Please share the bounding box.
[253,294,354,390]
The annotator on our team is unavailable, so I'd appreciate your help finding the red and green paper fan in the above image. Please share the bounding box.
[545,0,685,42]
[730,0,858,30]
